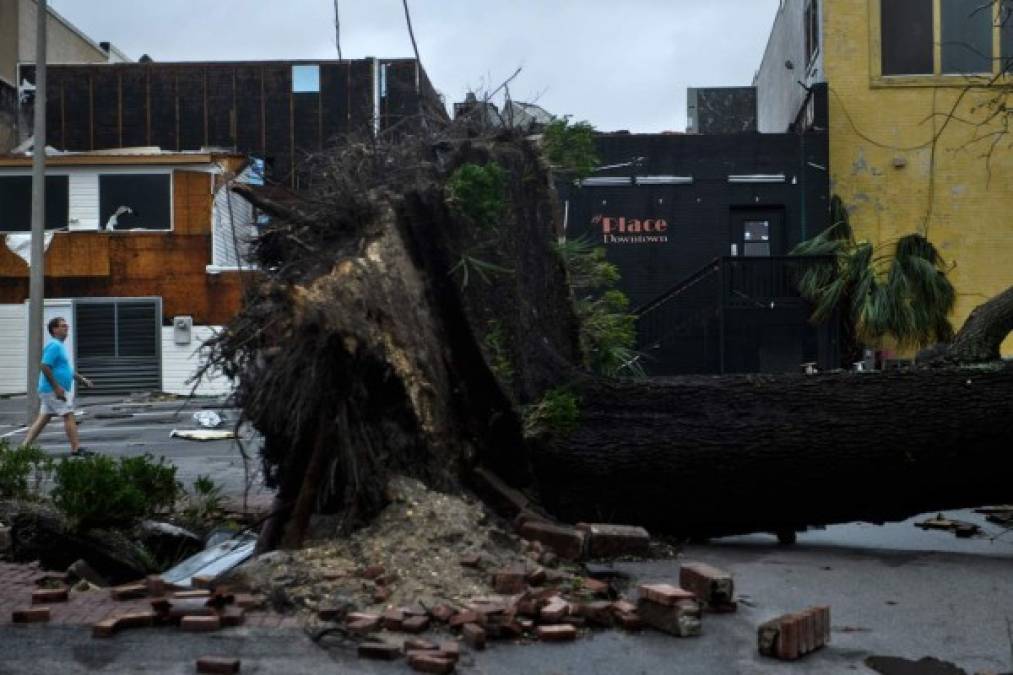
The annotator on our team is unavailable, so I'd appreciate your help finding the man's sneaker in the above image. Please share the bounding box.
[70,448,96,457]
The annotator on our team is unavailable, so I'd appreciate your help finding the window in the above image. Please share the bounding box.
[881,0,934,75]
[0,175,69,232]
[743,220,771,257]
[292,64,320,93]
[804,0,820,69]
[1002,0,1013,71]
[99,174,171,231]
[880,0,1003,77]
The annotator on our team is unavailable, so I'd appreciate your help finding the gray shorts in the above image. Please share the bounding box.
[40,392,75,417]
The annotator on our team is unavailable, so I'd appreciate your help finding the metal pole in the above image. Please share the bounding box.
[26,0,48,424]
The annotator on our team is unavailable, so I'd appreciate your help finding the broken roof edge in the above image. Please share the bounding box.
[0,147,247,167]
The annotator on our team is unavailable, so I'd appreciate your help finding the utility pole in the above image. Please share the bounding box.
[26,0,48,423]
[334,0,342,60]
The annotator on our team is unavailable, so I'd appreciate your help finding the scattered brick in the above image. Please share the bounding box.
[196,656,241,674]
[637,598,702,637]
[461,623,486,650]
[758,607,830,661]
[492,568,528,595]
[612,600,637,615]
[401,615,430,634]
[360,564,385,580]
[401,605,429,617]
[220,607,246,627]
[430,604,455,623]
[638,584,696,607]
[92,617,119,638]
[526,567,547,586]
[576,523,651,558]
[438,640,461,660]
[173,589,212,599]
[169,599,218,620]
[539,597,569,622]
[404,638,438,652]
[537,624,578,641]
[346,614,382,635]
[32,587,68,604]
[382,608,405,630]
[181,615,221,632]
[12,607,50,623]
[358,641,402,660]
[576,600,614,627]
[111,583,147,600]
[449,609,481,628]
[580,577,610,597]
[117,611,158,630]
[408,652,456,674]
[614,611,642,631]
[373,586,391,603]
[679,562,734,608]
[233,593,262,609]
[517,521,586,560]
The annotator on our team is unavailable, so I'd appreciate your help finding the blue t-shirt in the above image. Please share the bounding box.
[38,340,73,394]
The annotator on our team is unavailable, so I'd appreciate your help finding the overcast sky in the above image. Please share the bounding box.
[49,0,779,133]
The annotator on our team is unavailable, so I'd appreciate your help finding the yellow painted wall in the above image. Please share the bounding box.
[823,0,1013,355]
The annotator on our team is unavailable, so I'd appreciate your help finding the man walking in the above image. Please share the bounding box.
[23,317,95,456]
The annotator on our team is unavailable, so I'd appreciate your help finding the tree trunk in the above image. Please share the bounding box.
[931,285,1013,365]
[218,124,1013,550]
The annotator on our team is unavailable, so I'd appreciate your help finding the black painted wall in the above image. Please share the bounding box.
[563,129,829,310]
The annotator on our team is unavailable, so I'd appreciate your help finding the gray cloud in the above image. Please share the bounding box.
[50,0,778,132]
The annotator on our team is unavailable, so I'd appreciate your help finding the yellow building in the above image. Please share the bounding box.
[756,0,1013,355]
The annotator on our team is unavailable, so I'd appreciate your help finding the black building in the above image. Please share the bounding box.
[16,58,439,187]
[562,85,837,375]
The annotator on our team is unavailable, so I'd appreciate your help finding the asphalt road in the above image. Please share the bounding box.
[0,393,271,510]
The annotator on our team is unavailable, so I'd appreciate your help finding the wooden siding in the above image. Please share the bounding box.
[173,170,212,235]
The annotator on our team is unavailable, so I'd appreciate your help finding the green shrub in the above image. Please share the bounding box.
[523,388,581,439]
[180,474,226,530]
[0,441,52,499]
[51,454,180,529]
[446,162,507,228]
[483,320,514,384]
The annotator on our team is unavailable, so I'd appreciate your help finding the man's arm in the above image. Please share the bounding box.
[40,364,66,400]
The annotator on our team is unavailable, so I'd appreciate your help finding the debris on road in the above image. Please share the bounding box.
[160,534,257,588]
[169,429,237,441]
[193,410,224,428]
[915,514,982,538]
[757,606,831,661]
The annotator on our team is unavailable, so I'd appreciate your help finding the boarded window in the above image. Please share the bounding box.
[941,0,994,73]
[0,176,69,232]
[882,0,934,75]
[99,174,171,230]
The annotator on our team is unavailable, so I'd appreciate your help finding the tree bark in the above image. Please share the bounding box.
[930,285,1013,365]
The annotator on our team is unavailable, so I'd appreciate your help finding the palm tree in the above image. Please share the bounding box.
[792,196,956,361]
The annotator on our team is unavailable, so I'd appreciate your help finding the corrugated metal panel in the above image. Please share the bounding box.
[74,299,161,394]
[161,326,232,396]
[68,173,99,231]
[0,304,26,395]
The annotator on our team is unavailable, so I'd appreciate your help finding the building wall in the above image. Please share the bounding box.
[160,325,231,396]
[0,302,26,394]
[15,0,108,69]
[823,1,1013,355]
[0,81,16,152]
[0,168,245,324]
[754,0,823,133]
[0,1,18,87]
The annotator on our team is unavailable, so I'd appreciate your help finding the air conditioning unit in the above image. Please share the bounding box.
[173,316,193,345]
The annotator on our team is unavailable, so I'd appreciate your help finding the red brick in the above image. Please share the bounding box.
[111,583,147,601]
[438,640,461,660]
[575,600,614,627]
[679,562,734,608]
[461,623,486,650]
[233,593,262,609]
[611,599,637,615]
[181,615,221,632]
[776,614,800,660]
[12,607,50,623]
[536,624,578,641]
[408,652,456,673]
[220,607,246,627]
[517,521,586,560]
[615,611,642,630]
[196,656,241,674]
[32,587,68,604]
[492,568,528,595]
[575,523,650,558]
[638,584,696,607]
[539,597,569,622]
[637,598,702,637]
[404,638,438,652]
[372,586,391,603]
[401,615,430,634]
[458,554,482,568]
[116,611,157,630]
[360,564,385,580]
[449,610,481,627]
[146,575,166,598]
[430,604,454,623]
[169,599,217,620]
[357,641,402,660]
[580,578,609,596]
[172,589,211,599]
[382,608,405,630]
[92,617,119,637]
[346,616,382,635]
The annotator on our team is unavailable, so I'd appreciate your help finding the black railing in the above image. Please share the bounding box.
[634,255,835,375]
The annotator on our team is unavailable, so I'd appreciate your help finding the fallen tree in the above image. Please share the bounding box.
[213,120,1013,551]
